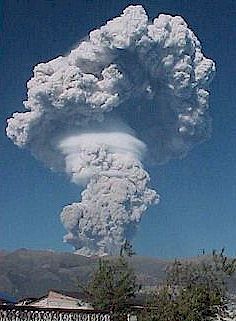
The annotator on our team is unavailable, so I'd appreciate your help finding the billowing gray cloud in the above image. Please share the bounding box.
[6,5,215,256]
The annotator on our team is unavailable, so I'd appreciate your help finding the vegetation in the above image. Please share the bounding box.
[141,248,236,321]
[80,241,140,320]
[79,247,236,320]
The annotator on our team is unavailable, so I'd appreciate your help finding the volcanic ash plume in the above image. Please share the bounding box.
[6,5,215,256]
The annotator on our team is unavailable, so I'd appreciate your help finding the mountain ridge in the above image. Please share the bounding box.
[0,249,235,300]
[0,249,167,299]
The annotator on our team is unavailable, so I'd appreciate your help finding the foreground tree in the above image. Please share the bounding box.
[141,249,236,321]
[80,242,140,320]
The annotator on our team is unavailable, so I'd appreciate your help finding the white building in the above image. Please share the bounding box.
[17,289,92,310]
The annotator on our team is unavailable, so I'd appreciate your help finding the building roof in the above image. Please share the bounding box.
[16,289,93,309]
[0,292,17,304]
[50,290,89,301]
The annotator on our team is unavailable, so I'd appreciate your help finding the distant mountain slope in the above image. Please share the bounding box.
[0,249,235,300]
[0,249,168,299]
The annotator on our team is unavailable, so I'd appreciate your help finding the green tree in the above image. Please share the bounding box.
[141,249,236,321]
[80,242,140,320]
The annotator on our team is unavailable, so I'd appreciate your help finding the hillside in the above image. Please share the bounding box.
[1,249,236,300]
[0,249,168,299]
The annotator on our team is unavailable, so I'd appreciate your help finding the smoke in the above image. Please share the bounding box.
[6,5,215,256]
[59,132,157,256]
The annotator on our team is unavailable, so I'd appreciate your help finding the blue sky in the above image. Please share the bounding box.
[1,0,236,258]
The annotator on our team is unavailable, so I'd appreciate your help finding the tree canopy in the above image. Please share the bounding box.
[79,242,140,320]
[141,249,236,321]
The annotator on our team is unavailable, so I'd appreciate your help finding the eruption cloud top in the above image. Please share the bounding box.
[6,5,215,256]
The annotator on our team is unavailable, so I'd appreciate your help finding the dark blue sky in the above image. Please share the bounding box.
[1,0,236,258]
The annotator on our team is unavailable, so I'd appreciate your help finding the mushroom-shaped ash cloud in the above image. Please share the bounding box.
[6,5,215,256]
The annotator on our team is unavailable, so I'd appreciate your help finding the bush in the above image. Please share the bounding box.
[141,249,236,321]
[79,242,140,320]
